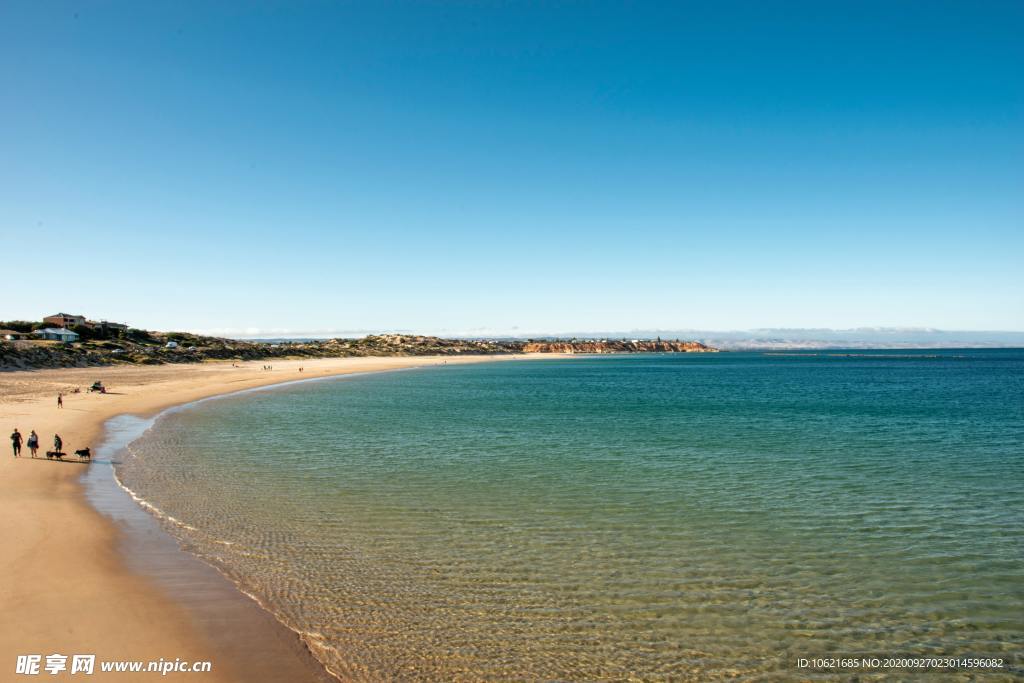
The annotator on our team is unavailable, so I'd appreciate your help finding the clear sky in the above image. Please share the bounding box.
[2,1,1021,336]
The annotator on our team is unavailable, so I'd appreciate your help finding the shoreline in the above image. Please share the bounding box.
[0,354,545,681]
[89,414,341,683]
[91,367,435,682]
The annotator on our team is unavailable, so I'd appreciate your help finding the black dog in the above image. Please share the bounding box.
[75,447,91,459]
[46,450,64,460]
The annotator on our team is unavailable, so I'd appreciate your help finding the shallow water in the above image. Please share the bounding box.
[84,415,337,683]
[117,351,1024,680]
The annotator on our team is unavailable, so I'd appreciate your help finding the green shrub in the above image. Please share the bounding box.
[0,321,36,333]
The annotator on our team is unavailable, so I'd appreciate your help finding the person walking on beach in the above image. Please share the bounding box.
[53,433,63,455]
[27,430,39,458]
[57,393,63,408]
[10,428,22,457]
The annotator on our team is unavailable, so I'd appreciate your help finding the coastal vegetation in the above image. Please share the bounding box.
[0,324,716,370]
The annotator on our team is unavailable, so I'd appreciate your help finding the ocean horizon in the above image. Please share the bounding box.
[114,350,1024,680]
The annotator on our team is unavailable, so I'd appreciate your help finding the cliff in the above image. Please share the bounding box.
[520,340,717,354]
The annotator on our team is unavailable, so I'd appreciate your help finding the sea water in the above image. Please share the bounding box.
[115,351,1024,680]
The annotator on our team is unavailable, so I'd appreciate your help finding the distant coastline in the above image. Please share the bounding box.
[0,326,717,371]
[214,327,1024,350]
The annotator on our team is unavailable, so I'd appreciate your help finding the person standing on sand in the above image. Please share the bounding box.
[53,433,63,454]
[57,393,63,408]
[11,428,22,457]
[27,430,39,458]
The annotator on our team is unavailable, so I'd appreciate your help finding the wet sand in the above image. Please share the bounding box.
[0,355,535,681]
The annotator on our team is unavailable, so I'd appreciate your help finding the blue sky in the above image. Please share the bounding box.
[2,1,1021,336]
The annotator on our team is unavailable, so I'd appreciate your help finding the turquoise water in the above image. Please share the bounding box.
[117,351,1024,680]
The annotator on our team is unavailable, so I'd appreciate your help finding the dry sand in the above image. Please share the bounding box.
[0,355,531,681]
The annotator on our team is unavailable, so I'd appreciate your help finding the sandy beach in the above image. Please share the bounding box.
[0,355,524,681]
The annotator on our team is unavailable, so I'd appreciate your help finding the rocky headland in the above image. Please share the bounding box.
[520,339,716,354]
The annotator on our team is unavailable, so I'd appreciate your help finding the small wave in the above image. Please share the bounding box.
[102,401,349,682]
[233,587,345,681]
[112,473,199,532]
[112,473,345,681]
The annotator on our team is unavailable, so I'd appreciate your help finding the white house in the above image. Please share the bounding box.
[34,328,80,343]
[166,341,179,349]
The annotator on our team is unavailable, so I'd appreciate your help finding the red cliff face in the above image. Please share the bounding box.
[520,340,717,354]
